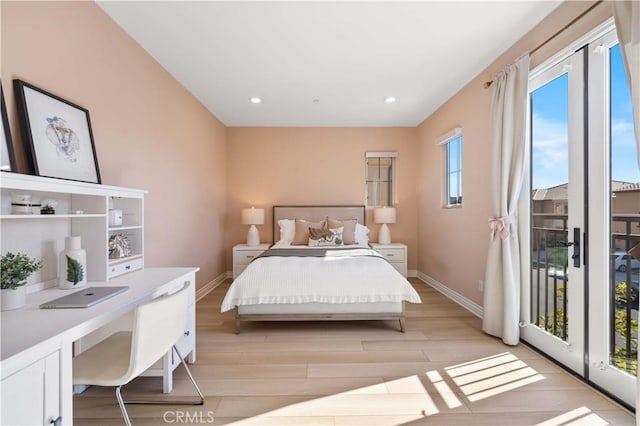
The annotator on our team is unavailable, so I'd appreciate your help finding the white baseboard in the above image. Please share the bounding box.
[416,271,483,318]
[195,272,230,302]
[407,269,418,278]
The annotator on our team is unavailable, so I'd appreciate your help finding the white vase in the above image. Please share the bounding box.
[59,236,87,289]
[1,285,26,311]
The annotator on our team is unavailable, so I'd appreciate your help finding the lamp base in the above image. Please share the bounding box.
[378,223,391,245]
[247,225,260,246]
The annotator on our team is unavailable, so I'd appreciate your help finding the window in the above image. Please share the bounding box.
[365,152,396,207]
[437,128,463,206]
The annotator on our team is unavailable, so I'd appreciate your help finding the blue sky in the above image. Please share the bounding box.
[531,44,639,190]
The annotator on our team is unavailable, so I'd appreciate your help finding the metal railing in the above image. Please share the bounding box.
[530,213,640,375]
[531,213,569,341]
[610,214,640,375]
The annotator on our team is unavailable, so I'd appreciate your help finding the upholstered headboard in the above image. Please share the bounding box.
[272,205,366,244]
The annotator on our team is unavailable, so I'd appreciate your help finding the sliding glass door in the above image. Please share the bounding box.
[522,26,639,407]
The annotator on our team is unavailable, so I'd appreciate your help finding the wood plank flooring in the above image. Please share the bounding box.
[74,278,635,425]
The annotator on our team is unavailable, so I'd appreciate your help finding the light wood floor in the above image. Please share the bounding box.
[74,278,635,425]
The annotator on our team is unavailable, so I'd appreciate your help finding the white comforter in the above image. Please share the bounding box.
[221,247,421,312]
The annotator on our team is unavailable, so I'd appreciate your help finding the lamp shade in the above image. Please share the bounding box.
[241,207,264,225]
[374,207,396,224]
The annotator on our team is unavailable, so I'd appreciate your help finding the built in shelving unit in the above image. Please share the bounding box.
[0,171,146,290]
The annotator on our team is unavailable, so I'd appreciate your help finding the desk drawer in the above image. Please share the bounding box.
[108,257,143,278]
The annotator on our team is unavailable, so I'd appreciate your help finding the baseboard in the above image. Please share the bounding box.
[195,272,230,302]
[407,269,418,278]
[416,271,483,318]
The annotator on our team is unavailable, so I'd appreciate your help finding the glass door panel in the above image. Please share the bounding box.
[523,51,585,375]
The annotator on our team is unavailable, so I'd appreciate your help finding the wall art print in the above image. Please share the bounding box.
[13,79,101,183]
[1,81,17,172]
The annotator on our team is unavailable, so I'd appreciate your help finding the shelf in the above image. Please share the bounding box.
[108,254,143,265]
[108,225,142,231]
[1,214,106,219]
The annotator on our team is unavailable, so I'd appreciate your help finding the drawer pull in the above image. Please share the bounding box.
[386,254,395,257]
[246,255,255,259]
[184,330,190,336]
[50,416,62,426]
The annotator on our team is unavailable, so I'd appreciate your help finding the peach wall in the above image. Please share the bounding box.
[1,1,227,290]
[417,1,611,306]
[226,127,419,271]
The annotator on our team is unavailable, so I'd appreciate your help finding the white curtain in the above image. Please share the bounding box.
[482,54,530,346]
[612,0,640,420]
[613,1,640,171]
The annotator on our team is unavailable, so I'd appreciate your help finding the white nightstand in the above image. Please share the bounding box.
[371,243,407,277]
[233,243,270,279]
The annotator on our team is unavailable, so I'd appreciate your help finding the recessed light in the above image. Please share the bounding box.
[312,99,320,103]
[249,97,262,104]
[384,96,396,103]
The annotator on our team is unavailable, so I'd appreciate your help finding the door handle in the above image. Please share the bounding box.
[559,228,580,267]
[566,228,581,268]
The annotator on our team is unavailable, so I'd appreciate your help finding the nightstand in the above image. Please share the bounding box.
[233,243,270,279]
[371,243,407,277]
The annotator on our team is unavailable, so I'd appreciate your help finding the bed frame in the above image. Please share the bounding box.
[235,205,406,333]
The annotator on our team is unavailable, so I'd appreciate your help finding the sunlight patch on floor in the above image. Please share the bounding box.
[445,352,545,402]
[535,406,609,426]
[426,370,463,409]
[226,376,435,422]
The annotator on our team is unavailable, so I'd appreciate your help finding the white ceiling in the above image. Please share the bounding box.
[97,1,561,127]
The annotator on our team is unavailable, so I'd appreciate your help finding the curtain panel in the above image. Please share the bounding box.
[611,0,640,420]
[482,54,530,346]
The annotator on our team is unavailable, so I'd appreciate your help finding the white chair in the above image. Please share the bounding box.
[73,282,204,425]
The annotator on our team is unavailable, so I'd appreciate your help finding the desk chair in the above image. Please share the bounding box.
[73,282,204,425]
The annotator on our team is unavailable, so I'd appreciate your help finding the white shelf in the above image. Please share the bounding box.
[1,171,145,282]
[1,214,106,219]
[108,225,142,231]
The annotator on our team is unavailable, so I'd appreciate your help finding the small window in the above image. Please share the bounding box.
[437,128,463,207]
[365,152,397,207]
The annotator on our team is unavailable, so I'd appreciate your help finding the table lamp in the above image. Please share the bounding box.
[374,206,396,245]
[241,207,264,246]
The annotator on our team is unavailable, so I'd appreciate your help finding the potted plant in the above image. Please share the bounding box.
[1,252,43,311]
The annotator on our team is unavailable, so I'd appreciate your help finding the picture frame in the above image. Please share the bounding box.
[1,81,17,172]
[13,79,101,183]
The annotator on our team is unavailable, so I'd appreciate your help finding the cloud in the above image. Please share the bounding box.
[531,112,568,189]
[611,118,637,147]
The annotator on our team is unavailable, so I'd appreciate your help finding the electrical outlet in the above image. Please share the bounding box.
[478,280,484,292]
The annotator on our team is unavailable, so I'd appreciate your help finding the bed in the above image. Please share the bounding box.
[221,205,421,333]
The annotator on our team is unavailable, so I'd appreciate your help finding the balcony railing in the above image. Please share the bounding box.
[531,213,640,375]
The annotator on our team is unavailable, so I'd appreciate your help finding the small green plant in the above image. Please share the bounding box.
[65,255,84,286]
[1,252,44,290]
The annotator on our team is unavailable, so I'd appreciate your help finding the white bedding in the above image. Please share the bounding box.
[221,246,421,312]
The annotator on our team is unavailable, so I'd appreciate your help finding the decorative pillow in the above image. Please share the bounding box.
[355,223,370,246]
[277,219,295,243]
[327,218,357,245]
[308,227,344,247]
[292,219,326,245]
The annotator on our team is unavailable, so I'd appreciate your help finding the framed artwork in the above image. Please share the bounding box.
[13,79,101,183]
[1,81,17,172]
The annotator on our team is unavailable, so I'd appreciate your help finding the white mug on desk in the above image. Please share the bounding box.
[109,209,123,227]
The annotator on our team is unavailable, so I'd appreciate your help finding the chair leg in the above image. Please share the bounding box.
[399,317,406,333]
[115,385,132,426]
[124,345,204,406]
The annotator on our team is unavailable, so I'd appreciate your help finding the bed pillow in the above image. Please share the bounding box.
[277,219,295,244]
[327,218,357,245]
[308,227,344,247]
[292,219,326,245]
[355,223,370,246]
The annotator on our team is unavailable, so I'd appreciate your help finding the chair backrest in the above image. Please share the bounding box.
[126,281,191,380]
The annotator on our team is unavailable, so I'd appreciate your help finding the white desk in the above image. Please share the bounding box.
[0,267,198,426]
